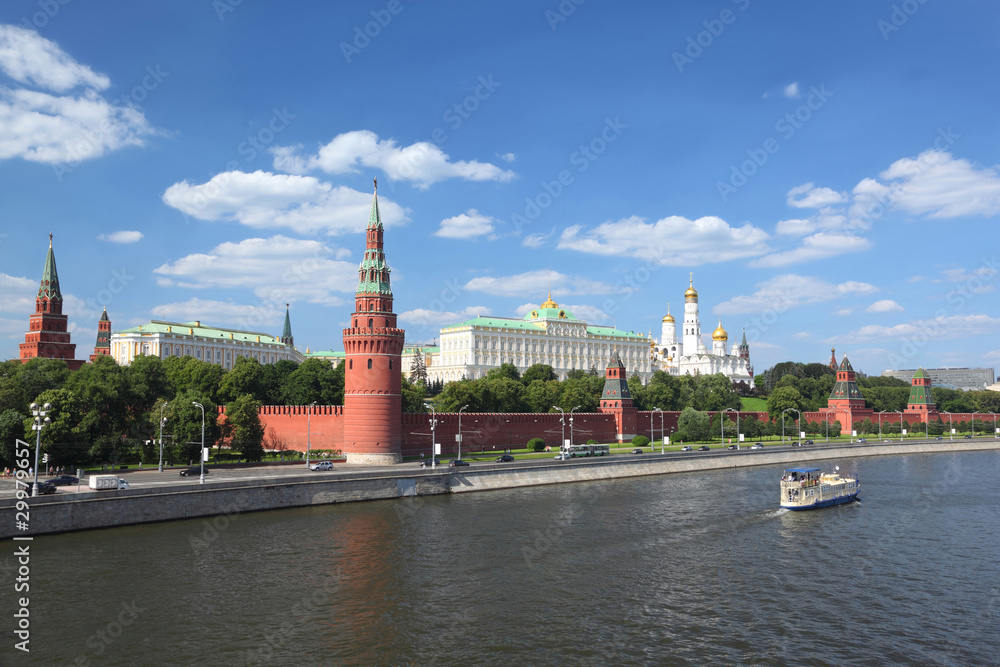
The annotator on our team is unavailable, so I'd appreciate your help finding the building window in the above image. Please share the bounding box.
[389,360,393,370]
[368,358,372,369]
[349,360,353,370]
[369,318,373,329]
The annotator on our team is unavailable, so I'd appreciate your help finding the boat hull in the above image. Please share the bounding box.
[782,491,860,511]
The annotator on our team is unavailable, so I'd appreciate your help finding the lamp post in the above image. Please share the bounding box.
[895,410,903,442]
[723,407,739,447]
[782,408,801,446]
[458,404,468,461]
[158,401,168,473]
[555,406,566,452]
[192,402,206,484]
[943,411,953,440]
[305,401,317,467]
[823,412,830,442]
[878,411,883,440]
[570,405,581,448]
[29,402,52,497]
[971,411,978,438]
[990,412,997,439]
[654,407,663,453]
[425,403,437,469]
[924,414,929,440]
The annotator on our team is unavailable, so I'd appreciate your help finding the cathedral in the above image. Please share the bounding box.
[652,275,755,389]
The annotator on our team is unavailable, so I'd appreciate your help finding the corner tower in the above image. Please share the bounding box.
[906,368,936,414]
[599,350,637,441]
[19,234,83,370]
[827,354,866,410]
[342,180,405,464]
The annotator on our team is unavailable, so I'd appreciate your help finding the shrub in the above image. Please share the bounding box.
[586,439,598,445]
[527,438,546,452]
[631,435,650,448]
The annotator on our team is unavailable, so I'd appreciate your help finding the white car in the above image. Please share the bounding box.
[750,443,764,450]
[680,446,693,452]
[309,461,334,471]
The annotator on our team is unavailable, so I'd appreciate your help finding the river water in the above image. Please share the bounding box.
[5,451,1000,666]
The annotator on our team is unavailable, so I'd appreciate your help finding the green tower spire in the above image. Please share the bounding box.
[281,303,293,346]
[356,179,393,297]
[38,232,62,301]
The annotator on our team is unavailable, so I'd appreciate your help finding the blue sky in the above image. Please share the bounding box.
[2,0,1000,379]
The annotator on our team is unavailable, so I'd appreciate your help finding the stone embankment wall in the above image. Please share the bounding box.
[5,440,997,539]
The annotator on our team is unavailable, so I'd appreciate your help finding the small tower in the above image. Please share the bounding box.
[906,368,936,414]
[828,347,837,370]
[599,350,637,441]
[682,273,707,355]
[280,304,294,347]
[738,327,752,376]
[89,308,111,362]
[660,303,677,346]
[19,233,83,369]
[827,354,866,410]
[712,320,728,356]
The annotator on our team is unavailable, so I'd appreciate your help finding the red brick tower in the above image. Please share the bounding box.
[905,368,936,415]
[599,350,637,441]
[89,307,111,362]
[19,234,84,370]
[827,354,866,410]
[342,180,405,464]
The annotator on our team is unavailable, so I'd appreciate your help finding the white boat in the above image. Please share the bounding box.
[780,466,859,510]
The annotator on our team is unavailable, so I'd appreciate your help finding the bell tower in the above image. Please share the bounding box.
[342,180,405,464]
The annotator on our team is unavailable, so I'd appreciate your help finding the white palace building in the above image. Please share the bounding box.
[405,294,654,384]
[653,275,755,389]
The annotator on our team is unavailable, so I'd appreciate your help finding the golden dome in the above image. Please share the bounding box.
[662,303,675,323]
[712,320,728,341]
[684,274,698,300]
[539,291,558,309]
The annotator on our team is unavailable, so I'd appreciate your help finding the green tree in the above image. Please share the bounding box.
[162,356,225,403]
[282,358,344,405]
[260,359,299,404]
[767,386,806,421]
[677,407,710,441]
[521,363,557,385]
[644,371,681,410]
[481,376,527,412]
[226,394,265,461]
[219,357,266,403]
[486,363,521,383]
[401,375,426,413]
[21,388,91,467]
[524,379,561,414]
[171,392,220,465]
[436,379,481,412]
[0,409,26,469]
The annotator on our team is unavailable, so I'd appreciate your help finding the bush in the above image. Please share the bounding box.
[631,435,650,448]
[527,438,546,452]
[586,439,598,445]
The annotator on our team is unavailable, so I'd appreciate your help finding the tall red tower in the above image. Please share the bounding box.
[19,234,84,370]
[342,180,405,464]
[599,350,637,441]
[89,307,112,362]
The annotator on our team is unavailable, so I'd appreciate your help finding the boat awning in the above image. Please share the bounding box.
[784,467,821,473]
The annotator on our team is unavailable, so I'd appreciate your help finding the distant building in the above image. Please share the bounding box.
[882,367,994,392]
[110,307,303,368]
[89,307,112,362]
[18,234,84,370]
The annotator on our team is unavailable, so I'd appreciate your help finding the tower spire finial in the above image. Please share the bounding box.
[373,177,377,192]
[49,232,53,248]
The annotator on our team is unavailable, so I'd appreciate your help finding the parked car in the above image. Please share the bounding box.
[419,459,440,468]
[179,466,209,477]
[697,446,710,451]
[858,438,867,443]
[448,459,470,467]
[48,475,80,486]
[495,454,515,462]
[24,481,56,495]
[791,441,803,447]
[630,448,644,454]
[309,461,334,471]
[727,444,739,450]
[804,440,814,445]
[554,453,568,460]
[964,434,973,439]
[750,443,764,450]
[680,446,693,452]
[935,436,943,440]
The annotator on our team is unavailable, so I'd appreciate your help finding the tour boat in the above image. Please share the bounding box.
[780,466,859,510]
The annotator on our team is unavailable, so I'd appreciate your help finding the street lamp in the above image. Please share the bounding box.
[781,408,801,446]
[192,402,206,484]
[654,407,663,453]
[990,412,997,439]
[305,401,317,467]
[569,406,581,448]
[970,411,978,439]
[555,406,566,452]
[425,403,437,469]
[458,404,468,461]
[895,411,903,442]
[29,402,52,497]
[943,411,953,440]
[723,407,739,447]
[158,401,168,473]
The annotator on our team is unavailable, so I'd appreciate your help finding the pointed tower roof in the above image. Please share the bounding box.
[38,232,62,301]
[282,303,293,339]
[367,177,383,230]
[99,307,109,322]
[838,354,855,372]
[912,367,928,379]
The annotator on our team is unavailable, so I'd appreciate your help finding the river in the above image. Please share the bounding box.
[4,450,999,666]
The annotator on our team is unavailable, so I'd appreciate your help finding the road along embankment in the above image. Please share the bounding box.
[3,440,998,538]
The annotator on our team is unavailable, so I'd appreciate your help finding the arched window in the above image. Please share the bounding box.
[389,360,393,370]
[368,318,373,329]
[367,358,373,369]
[349,360,353,370]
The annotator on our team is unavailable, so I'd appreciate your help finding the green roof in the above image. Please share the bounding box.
[403,346,439,354]
[37,234,62,301]
[305,350,345,358]
[444,316,546,332]
[585,326,647,340]
[282,306,293,339]
[523,306,576,320]
[912,368,928,379]
[115,320,285,345]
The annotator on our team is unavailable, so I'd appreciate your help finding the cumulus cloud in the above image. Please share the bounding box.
[714,274,878,315]
[161,170,408,235]
[558,215,770,266]
[866,299,903,313]
[434,209,496,239]
[0,272,37,318]
[151,298,286,329]
[153,235,355,305]
[97,230,143,244]
[830,314,1000,344]
[522,228,555,249]
[497,152,516,163]
[399,306,492,327]
[749,232,871,268]
[271,130,516,189]
[783,82,800,99]
[464,270,613,297]
[786,183,846,209]
[0,24,155,165]
[774,218,816,236]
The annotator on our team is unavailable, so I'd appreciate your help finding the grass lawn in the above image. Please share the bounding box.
[740,397,768,411]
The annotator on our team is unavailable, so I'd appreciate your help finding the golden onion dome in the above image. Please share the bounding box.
[684,275,698,300]
[662,304,675,323]
[539,291,558,309]
[712,320,728,341]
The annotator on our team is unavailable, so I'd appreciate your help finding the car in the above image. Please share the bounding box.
[448,459,470,467]
[630,448,644,454]
[697,446,710,451]
[727,444,739,450]
[554,453,569,460]
[858,438,867,443]
[22,481,56,495]
[791,441,803,447]
[680,446,693,452]
[495,454,515,462]
[935,436,943,440]
[48,475,80,486]
[419,458,441,468]
[804,440,814,445]
[179,466,210,477]
[309,461,334,471]
[963,434,973,439]
[750,443,764,450]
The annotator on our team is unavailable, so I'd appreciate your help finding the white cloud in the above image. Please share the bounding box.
[153,235,355,305]
[434,209,496,239]
[786,183,846,209]
[715,274,878,315]
[464,269,614,297]
[831,314,1000,344]
[150,298,285,330]
[774,218,816,236]
[0,25,155,165]
[0,272,37,316]
[867,299,903,313]
[272,130,516,189]
[399,306,492,327]
[514,302,611,325]
[161,170,408,235]
[497,152,516,163]
[783,82,800,99]
[558,215,771,266]
[522,230,554,249]
[907,276,924,283]
[97,230,143,244]
[749,232,871,268]
[834,308,854,316]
